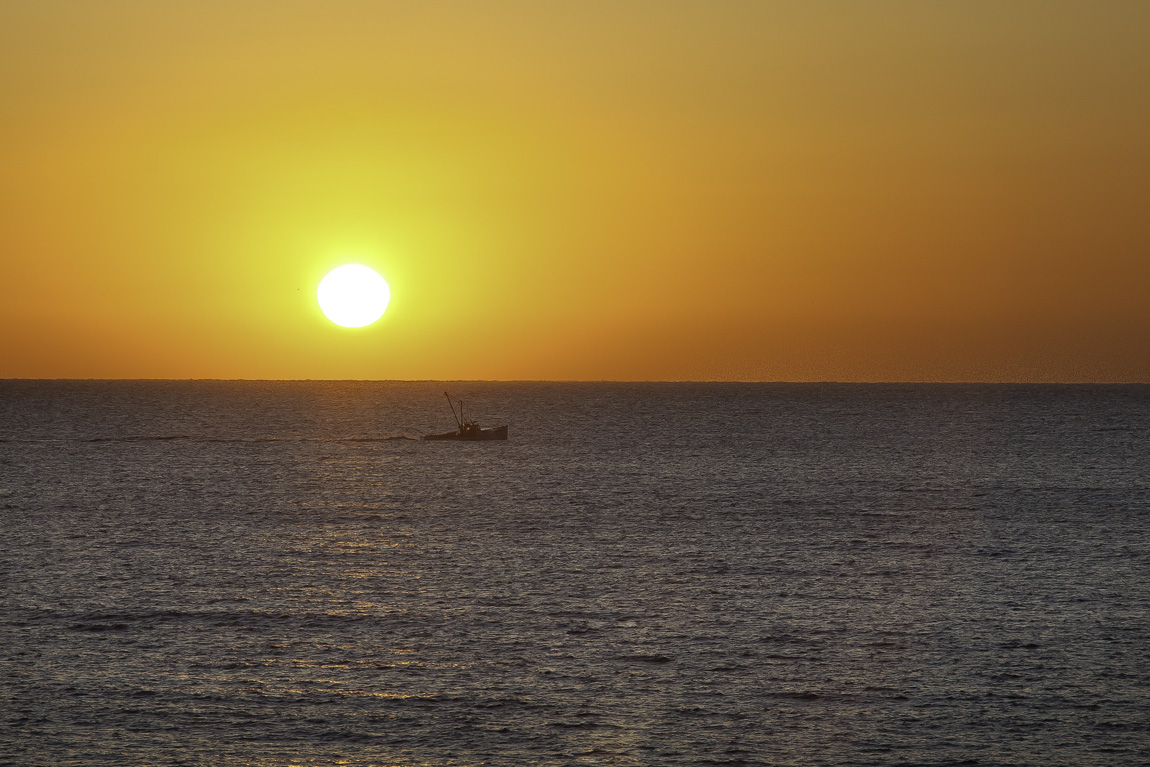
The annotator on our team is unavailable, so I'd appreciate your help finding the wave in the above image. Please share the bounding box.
[84,435,191,442]
[19,434,425,444]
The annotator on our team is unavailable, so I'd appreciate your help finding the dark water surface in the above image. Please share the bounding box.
[2,381,1148,766]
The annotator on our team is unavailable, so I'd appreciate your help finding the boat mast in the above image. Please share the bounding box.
[444,391,461,429]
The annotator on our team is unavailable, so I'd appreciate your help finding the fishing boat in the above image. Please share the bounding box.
[423,392,508,441]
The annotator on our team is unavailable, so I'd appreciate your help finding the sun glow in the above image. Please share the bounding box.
[317,264,391,328]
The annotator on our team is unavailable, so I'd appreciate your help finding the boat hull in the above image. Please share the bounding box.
[423,425,508,441]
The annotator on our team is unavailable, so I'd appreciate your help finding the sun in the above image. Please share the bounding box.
[317,264,391,328]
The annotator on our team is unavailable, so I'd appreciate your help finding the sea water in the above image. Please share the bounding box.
[1,381,1148,766]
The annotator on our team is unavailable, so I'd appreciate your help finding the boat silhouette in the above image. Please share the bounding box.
[423,392,508,441]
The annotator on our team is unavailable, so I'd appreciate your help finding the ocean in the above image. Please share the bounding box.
[1,381,1148,766]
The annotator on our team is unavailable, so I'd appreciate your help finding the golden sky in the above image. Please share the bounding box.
[2,1,1148,381]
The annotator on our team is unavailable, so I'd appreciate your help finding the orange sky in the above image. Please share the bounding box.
[2,1,1148,381]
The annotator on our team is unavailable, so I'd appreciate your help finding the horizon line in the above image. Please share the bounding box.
[2,378,1148,386]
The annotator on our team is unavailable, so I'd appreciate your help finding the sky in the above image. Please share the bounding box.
[2,1,1148,381]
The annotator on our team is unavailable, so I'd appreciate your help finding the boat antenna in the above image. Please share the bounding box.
[444,391,461,429]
